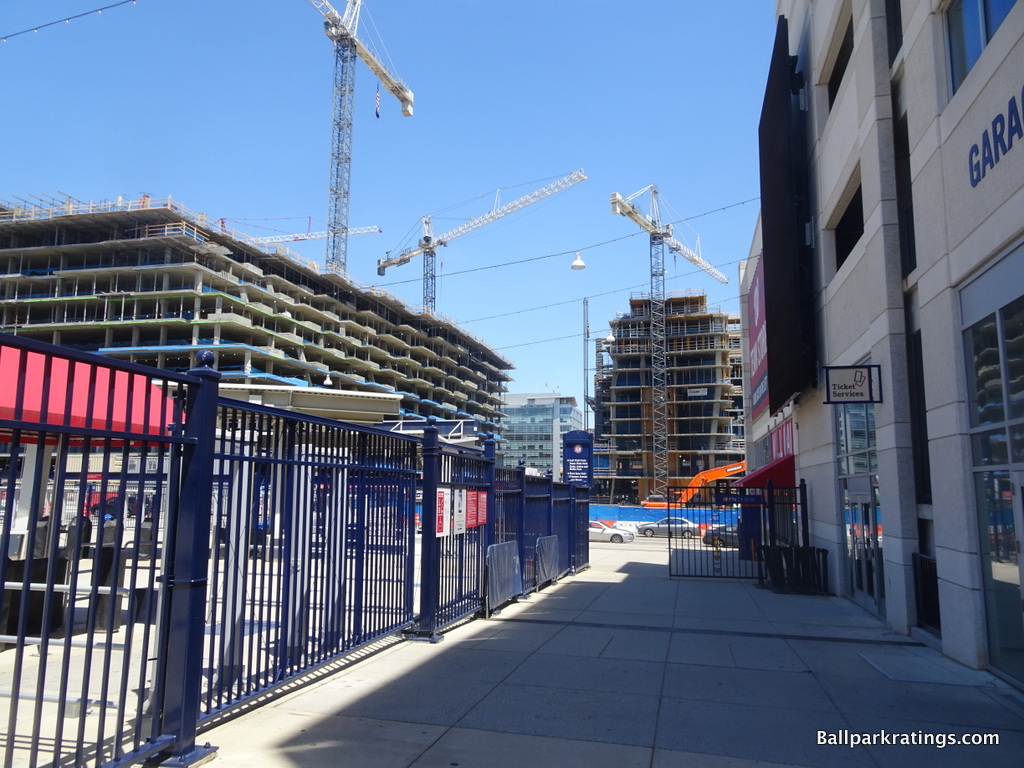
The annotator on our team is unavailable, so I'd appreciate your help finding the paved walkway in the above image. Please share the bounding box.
[201,540,1024,767]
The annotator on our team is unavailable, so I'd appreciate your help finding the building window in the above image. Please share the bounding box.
[893,107,917,276]
[906,325,932,503]
[885,0,904,64]
[834,184,864,269]
[827,17,855,108]
[964,282,1024,685]
[947,0,1019,93]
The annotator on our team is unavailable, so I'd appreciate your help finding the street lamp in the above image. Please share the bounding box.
[571,250,586,270]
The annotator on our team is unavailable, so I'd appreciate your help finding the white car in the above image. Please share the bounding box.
[588,521,635,543]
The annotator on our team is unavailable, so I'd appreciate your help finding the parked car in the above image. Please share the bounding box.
[588,521,635,544]
[637,517,701,539]
[702,525,739,548]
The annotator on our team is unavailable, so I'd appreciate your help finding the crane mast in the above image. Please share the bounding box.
[610,186,729,499]
[377,169,587,311]
[307,0,413,273]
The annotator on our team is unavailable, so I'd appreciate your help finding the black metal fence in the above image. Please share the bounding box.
[912,552,941,634]
[667,481,828,594]
[0,334,590,767]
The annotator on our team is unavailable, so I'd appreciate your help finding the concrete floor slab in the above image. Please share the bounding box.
[192,541,1024,768]
[457,681,660,746]
[206,709,446,768]
[410,727,651,768]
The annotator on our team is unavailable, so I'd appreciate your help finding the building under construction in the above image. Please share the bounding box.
[592,291,744,503]
[0,195,512,429]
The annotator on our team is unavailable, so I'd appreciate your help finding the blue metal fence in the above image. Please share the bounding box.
[0,334,590,767]
[0,334,197,768]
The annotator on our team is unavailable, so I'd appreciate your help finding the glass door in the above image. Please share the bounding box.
[978,470,1024,682]
[846,489,885,616]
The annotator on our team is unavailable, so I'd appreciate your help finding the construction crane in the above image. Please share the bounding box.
[306,0,413,273]
[377,169,587,311]
[246,225,381,245]
[610,186,729,499]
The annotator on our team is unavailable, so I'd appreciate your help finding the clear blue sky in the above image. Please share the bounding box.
[1,1,777,411]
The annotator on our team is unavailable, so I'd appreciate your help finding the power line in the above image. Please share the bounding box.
[377,195,759,290]
[2,1,139,43]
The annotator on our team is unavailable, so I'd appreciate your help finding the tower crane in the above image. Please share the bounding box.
[306,0,413,273]
[377,169,587,312]
[610,186,729,499]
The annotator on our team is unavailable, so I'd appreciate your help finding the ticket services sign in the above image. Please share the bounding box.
[824,365,882,404]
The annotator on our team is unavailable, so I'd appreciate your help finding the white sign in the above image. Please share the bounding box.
[453,489,467,535]
[687,387,708,397]
[824,366,882,404]
[435,488,451,538]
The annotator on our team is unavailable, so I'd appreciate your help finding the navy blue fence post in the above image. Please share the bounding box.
[569,484,578,573]
[483,434,496,553]
[515,461,528,595]
[413,418,442,641]
[546,470,555,538]
[158,352,220,765]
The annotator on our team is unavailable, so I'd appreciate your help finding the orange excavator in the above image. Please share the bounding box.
[640,461,747,507]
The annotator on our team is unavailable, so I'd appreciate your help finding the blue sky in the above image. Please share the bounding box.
[1,1,776,411]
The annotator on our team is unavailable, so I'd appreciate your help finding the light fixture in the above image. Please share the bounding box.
[571,250,585,270]
[323,374,333,386]
[605,332,615,344]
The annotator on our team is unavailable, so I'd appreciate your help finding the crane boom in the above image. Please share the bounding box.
[610,191,728,284]
[246,225,381,245]
[377,169,587,312]
[378,170,587,272]
[310,0,414,114]
[306,0,413,272]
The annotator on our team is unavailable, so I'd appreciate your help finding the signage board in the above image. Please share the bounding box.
[824,366,882,404]
[562,430,593,486]
[714,492,764,505]
[435,487,451,538]
[748,256,770,419]
[453,489,467,534]
[476,490,488,525]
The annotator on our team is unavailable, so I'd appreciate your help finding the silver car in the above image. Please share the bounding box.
[637,517,702,538]
[588,521,635,543]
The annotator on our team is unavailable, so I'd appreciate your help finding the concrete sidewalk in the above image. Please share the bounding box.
[201,540,1024,767]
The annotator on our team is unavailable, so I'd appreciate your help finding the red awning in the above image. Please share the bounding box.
[0,345,174,438]
[734,454,795,488]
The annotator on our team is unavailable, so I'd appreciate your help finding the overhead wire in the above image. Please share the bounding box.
[1,1,139,43]
[477,196,759,349]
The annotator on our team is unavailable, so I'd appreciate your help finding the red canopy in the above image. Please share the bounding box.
[0,345,175,439]
[733,454,795,488]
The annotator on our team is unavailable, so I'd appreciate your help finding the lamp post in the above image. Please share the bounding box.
[583,297,590,432]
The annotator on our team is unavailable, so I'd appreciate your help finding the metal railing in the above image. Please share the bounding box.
[0,333,589,767]
[0,333,197,768]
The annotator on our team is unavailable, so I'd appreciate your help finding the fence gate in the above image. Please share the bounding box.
[666,485,764,579]
[666,482,823,590]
